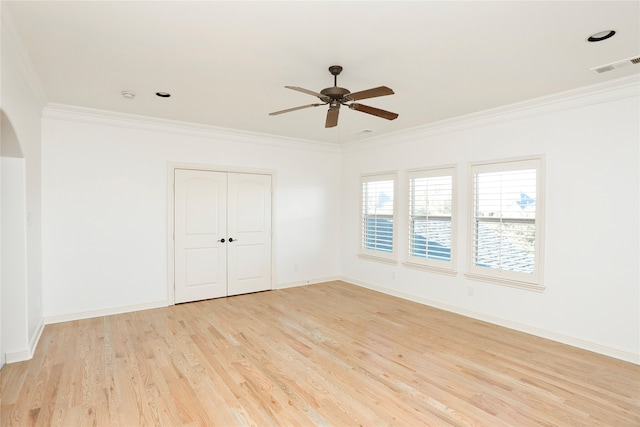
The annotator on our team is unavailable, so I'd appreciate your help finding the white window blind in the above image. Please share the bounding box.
[407,167,456,272]
[469,157,544,288]
[361,174,396,260]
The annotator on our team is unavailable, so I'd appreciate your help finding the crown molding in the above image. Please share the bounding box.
[342,75,640,153]
[42,103,341,154]
[40,73,638,155]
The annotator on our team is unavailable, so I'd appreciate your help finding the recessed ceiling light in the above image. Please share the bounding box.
[156,92,171,98]
[121,90,135,99]
[587,30,616,42]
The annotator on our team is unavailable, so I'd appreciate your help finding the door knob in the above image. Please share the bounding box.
[229,237,235,242]
[218,238,225,243]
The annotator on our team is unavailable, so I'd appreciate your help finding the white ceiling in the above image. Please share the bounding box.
[4,1,640,144]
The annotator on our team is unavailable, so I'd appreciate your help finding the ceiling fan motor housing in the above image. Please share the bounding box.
[320,86,351,100]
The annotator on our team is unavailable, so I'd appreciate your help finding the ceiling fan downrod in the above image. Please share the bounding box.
[328,65,343,87]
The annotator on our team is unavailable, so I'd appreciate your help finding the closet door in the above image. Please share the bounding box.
[174,169,227,303]
[227,173,272,296]
[173,169,272,303]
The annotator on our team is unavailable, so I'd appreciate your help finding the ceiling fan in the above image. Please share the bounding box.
[269,65,398,128]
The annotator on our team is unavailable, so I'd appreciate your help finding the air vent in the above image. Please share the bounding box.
[591,56,640,73]
[593,65,616,74]
[352,129,375,135]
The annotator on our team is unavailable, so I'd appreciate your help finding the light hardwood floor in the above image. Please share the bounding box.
[2,281,639,426]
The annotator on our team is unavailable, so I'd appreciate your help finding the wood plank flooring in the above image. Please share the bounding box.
[2,281,639,426]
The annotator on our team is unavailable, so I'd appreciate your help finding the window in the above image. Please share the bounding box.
[406,166,456,274]
[361,173,397,261]
[467,157,544,289]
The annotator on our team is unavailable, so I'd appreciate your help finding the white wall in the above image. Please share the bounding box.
[1,8,46,364]
[341,79,639,363]
[41,110,342,319]
[1,158,28,363]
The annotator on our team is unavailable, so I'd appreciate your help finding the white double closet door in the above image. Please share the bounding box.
[174,169,272,303]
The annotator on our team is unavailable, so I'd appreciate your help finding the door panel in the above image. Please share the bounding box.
[235,181,267,232]
[185,247,221,285]
[227,173,272,296]
[174,169,227,303]
[234,244,265,279]
[185,179,220,235]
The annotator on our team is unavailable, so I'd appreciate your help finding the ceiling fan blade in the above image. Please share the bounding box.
[325,106,339,128]
[285,86,330,101]
[345,86,394,101]
[269,103,323,116]
[350,103,399,120]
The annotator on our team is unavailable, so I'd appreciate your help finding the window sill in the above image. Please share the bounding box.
[464,273,545,292]
[403,262,457,277]
[358,253,398,265]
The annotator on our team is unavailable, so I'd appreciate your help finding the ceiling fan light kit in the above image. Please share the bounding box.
[270,65,398,128]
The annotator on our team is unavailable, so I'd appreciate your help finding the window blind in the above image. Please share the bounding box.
[361,176,395,256]
[473,168,537,274]
[408,171,453,265]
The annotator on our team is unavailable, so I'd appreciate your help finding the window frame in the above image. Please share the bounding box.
[466,156,545,291]
[359,172,398,263]
[404,165,457,275]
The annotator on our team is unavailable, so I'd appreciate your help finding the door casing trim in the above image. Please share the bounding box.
[167,162,277,305]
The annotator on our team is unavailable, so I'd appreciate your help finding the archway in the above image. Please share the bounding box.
[1,109,28,366]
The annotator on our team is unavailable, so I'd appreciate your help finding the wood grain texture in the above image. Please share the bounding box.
[2,281,639,426]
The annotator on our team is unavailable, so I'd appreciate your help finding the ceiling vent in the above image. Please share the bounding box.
[591,56,640,73]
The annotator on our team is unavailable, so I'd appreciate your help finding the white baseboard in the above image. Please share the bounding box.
[5,302,168,365]
[29,319,44,357]
[25,277,638,365]
[5,349,31,364]
[44,300,169,325]
[4,319,46,364]
[341,276,640,365]
[276,275,340,290]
